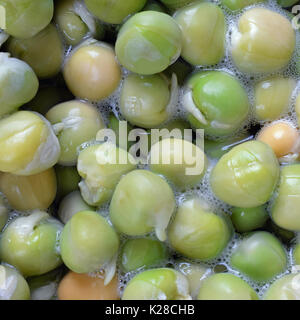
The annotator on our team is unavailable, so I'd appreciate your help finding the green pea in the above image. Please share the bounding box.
[266,220,295,244]
[110,170,176,241]
[116,11,182,75]
[271,164,300,231]
[60,211,119,284]
[0,265,30,300]
[7,24,64,79]
[293,243,300,265]
[0,53,39,117]
[55,165,81,200]
[150,138,207,189]
[277,0,299,7]
[0,196,8,231]
[143,0,166,12]
[204,134,252,159]
[168,198,231,260]
[174,2,226,66]
[0,211,63,277]
[121,238,168,272]
[85,0,147,24]
[221,0,265,11]
[184,71,249,137]
[122,268,191,300]
[231,206,268,233]
[0,0,54,39]
[159,0,196,10]
[197,273,259,300]
[164,59,193,85]
[58,191,93,224]
[77,142,137,206]
[120,73,171,128]
[231,231,287,281]
[46,100,105,166]
[264,273,300,300]
[210,141,280,208]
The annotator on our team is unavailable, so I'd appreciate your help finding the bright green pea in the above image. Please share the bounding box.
[277,0,299,7]
[0,0,54,39]
[7,24,64,79]
[0,265,30,300]
[231,231,287,281]
[264,273,300,300]
[210,141,280,208]
[168,198,231,260]
[204,134,252,159]
[110,170,176,241]
[0,196,8,231]
[84,0,147,24]
[0,211,63,277]
[159,0,196,10]
[77,142,137,206]
[55,165,81,200]
[197,273,259,300]
[221,0,265,11]
[46,100,105,166]
[60,211,119,285]
[116,11,182,75]
[174,2,226,66]
[184,71,249,137]
[231,206,268,233]
[0,53,39,117]
[143,0,166,12]
[293,243,300,265]
[121,238,168,272]
[271,164,300,231]
[120,73,171,128]
[122,268,191,300]
[58,191,93,224]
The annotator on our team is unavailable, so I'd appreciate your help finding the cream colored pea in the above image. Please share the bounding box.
[257,122,299,158]
[254,77,296,121]
[231,8,295,74]
[63,41,121,101]
[0,168,57,211]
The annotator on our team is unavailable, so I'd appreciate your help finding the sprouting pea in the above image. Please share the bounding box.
[231,206,269,233]
[46,100,105,166]
[84,0,147,24]
[231,231,287,281]
[7,24,64,79]
[197,273,259,300]
[183,71,249,137]
[271,164,300,231]
[110,170,176,241]
[77,142,137,206]
[210,141,280,208]
[0,265,30,300]
[0,0,54,39]
[149,138,207,189]
[231,8,295,74]
[0,168,57,212]
[264,273,300,300]
[168,198,231,260]
[122,268,191,300]
[0,211,63,277]
[115,11,182,75]
[174,2,226,66]
[60,211,119,285]
[121,238,168,272]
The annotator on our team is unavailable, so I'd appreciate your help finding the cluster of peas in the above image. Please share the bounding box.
[1,0,300,300]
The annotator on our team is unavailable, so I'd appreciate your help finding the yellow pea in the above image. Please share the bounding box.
[57,272,120,300]
[257,122,299,158]
[0,168,57,211]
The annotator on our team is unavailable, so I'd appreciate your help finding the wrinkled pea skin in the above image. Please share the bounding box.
[0,0,54,39]
[271,164,300,231]
[115,11,182,75]
[221,0,265,11]
[210,141,280,208]
[231,231,287,281]
[231,8,295,74]
[168,198,231,260]
[197,273,259,300]
[84,0,147,24]
[174,2,226,66]
[7,24,64,79]
[122,268,191,300]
